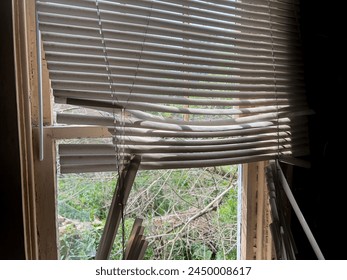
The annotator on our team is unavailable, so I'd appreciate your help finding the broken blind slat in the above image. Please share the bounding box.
[37,0,310,172]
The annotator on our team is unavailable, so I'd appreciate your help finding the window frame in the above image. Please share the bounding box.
[13,0,275,260]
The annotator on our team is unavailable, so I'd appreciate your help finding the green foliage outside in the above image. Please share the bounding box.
[58,166,239,260]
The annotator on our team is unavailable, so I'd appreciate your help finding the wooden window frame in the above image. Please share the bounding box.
[13,0,57,259]
[240,162,275,260]
[13,0,275,260]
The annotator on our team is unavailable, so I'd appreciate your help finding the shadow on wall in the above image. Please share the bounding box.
[0,0,26,260]
[291,0,346,260]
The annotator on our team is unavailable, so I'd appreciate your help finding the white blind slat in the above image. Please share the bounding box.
[37,0,310,173]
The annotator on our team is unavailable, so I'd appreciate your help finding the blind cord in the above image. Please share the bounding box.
[126,0,154,106]
[267,0,280,161]
[96,0,126,258]
[291,0,302,39]
[95,0,123,173]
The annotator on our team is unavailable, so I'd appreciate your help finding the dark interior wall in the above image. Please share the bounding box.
[0,0,26,259]
[291,1,346,259]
